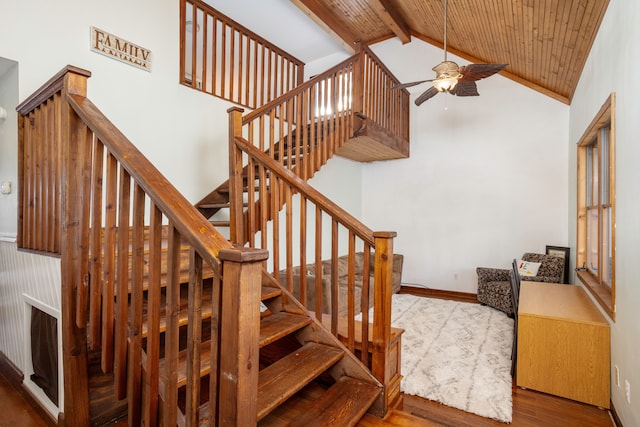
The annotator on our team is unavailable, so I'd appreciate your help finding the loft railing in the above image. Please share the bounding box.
[180,0,305,109]
[229,108,398,408]
[358,46,410,142]
[17,66,266,427]
[238,44,409,190]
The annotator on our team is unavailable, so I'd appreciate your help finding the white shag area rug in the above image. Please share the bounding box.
[390,294,514,423]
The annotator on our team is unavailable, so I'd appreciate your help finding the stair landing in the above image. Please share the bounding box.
[336,115,409,162]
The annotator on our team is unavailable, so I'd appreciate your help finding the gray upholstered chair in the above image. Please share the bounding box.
[476,252,564,315]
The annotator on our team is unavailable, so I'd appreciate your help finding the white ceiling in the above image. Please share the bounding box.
[205,0,344,64]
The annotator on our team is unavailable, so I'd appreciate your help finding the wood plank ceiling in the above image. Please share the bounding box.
[290,0,610,104]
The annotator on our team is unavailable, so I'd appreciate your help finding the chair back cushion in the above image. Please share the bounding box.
[521,252,564,281]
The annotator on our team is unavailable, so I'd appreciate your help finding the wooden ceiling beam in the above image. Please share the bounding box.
[367,0,411,44]
[289,0,359,54]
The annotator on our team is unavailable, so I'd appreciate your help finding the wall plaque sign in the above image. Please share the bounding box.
[90,27,152,71]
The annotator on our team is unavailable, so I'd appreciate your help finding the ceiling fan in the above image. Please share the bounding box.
[393,0,507,106]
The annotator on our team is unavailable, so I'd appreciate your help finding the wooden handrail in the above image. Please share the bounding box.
[233,135,374,245]
[66,94,231,262]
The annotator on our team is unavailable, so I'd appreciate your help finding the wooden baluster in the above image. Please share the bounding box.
[114,166,131,398]
[245,34,251,106]
[247,156,256,246]
[285,186,293,292]
[299,196,308,309]
[208,260,222,426]
[301,89,309,179]
[230,27,236,101]
[360,245,371,366]
[53,95,62,253]
[314,206,323,320]
[271,176,280,274]
[143,203,162,426]
[186,249,203,426]
[127,183,145,427]
[88,140,104,350]
[202,14,209,94]
[347,232,356,352]
[101,150,117,373]
[286,100,293,167]
[218,247,268,425]
[162,224,182,426]
[228,107,245,245]
[330,220,339,335]
[212,16,218,96]
[75,125,92,329]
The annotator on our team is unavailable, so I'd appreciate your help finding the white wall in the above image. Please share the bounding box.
[568,1,640,425]
[361,39,569,292]
[0,59,18,238]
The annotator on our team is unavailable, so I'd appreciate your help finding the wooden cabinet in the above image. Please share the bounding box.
[517,281,610,408]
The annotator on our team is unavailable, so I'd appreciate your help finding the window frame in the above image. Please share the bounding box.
[576,93,615,320]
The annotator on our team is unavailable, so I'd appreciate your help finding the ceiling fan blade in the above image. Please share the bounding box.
[392,79,433,90]
[415,86,440,105]
[450,81,479,97]
[459,63,508,82]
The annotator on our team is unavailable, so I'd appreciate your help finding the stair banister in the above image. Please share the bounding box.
[229,107,396,412]
[17,65,268,426]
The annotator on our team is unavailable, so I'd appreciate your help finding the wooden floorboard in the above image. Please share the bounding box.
[401,384,614,427]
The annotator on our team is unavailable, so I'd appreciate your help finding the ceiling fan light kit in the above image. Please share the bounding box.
[432,60,462,92]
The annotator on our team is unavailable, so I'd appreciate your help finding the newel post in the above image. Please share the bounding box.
[228,107,245,245]
[371,231,396,413]
[218,247,269,425]
[59,66,92,427]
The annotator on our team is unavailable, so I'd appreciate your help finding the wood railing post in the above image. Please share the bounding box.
[352,42,364,115]
[59,67,92,427]
[228,107,245,245]
[371,231,396,414]
[218,247,269,425]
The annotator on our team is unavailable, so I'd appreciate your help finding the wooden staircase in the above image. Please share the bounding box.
[129,256,384,426]
[16,25,410,424]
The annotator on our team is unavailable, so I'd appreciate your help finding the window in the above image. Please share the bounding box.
[576,93,615,319]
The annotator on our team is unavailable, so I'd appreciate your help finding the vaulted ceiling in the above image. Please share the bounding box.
[289,0,610,104]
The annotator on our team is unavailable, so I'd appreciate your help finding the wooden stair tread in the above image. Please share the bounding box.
[259,312,312,347]
[261,286,282,301]
[260,376,380,427]
[158,340,211,395]
[257,342,344,420]
[157,313,312,393]
[140,286,279,337]
[291,376,380,427]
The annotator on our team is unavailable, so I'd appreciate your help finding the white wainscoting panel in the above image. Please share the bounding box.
[0,241,61,371]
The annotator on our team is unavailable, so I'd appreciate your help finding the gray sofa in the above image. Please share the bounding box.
[279,252,404,316]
